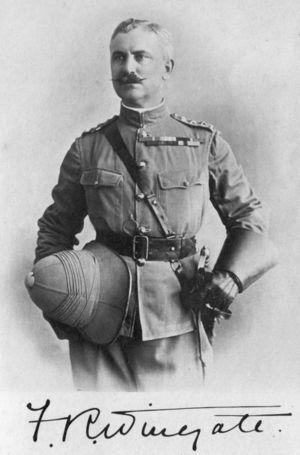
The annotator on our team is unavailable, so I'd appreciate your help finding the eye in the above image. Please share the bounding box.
[134,53,151,63]
[112,53,125,63]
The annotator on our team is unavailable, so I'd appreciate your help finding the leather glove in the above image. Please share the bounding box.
[180,267,241,341]
[181,270,240,317]
[199,270,239,315]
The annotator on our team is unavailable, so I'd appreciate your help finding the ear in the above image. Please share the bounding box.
[162,59,174,81]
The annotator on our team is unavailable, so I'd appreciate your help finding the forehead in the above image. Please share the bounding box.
[110,28,164,56]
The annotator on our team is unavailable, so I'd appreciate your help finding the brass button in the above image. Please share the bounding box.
[137,161,146,169]
[137,258,146,266]
[170,246,176,251]
[136,193,145,201]
[152,199,157,206]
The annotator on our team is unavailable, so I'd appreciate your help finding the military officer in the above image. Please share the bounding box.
[31,18,276,390]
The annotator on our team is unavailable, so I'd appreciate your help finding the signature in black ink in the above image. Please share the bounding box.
[27,400,292,451]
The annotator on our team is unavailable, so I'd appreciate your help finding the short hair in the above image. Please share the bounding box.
[110,18,174,61]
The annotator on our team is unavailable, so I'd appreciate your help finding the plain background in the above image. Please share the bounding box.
[1,0,299,396]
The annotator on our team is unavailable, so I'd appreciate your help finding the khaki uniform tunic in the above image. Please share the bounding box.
[36,102,268,389]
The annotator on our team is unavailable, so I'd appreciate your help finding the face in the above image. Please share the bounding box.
[110,28,173,108]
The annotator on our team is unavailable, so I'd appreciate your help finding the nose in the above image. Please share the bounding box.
[123,54,137,74]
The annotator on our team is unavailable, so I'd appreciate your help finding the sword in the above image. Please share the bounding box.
[191,246,210,380]
[192,246,233,380]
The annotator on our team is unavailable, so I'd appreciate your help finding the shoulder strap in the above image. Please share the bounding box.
[103,122,175,238]
[171,113,216,133]
[81,116,118,136]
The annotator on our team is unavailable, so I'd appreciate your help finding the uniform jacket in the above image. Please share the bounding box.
[36,102,269,341]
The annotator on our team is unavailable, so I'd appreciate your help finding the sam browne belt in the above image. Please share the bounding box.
[102,121,197,265]
[96,232,197,263]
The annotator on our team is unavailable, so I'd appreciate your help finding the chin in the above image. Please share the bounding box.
[119,93,145,107]
[113,83,143,103]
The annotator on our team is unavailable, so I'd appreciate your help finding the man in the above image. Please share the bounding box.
[29,18,276,390]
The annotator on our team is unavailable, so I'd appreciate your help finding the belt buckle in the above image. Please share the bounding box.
[133,235,149,264]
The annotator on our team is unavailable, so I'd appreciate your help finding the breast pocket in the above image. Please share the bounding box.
[157,169,207,228]
[80,169,123,229]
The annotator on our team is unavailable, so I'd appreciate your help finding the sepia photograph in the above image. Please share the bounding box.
[1,0,299,453]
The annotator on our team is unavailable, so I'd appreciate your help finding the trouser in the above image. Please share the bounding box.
[69,329,213,391]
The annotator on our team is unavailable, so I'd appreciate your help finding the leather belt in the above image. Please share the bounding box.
[96,232,197,264]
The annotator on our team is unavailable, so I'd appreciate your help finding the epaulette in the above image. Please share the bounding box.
[81,115,118,136]
[171,113,216,133]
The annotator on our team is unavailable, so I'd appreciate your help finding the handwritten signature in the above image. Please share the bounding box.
[27,399,292,451]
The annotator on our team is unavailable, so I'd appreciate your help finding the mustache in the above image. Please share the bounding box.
[111,73,146,84]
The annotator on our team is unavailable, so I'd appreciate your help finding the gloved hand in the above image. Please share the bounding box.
[181,269,240,317]
[180,267,241,341]
[199,270,239,315]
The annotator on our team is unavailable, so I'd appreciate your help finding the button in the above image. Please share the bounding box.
[183,180,189,187]
[170,246,176,251]
[25,272,35,289]
[152,199,157,206]
[137,258,146,266]
[136,193,145,201]
[139,226,148,234]
[137,161,146,169]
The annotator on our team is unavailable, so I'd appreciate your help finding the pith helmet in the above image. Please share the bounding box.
[25,241,131,345]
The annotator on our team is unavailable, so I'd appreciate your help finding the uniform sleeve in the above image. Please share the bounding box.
[208,133,278,290]
[34,140,87,341]
[35,140,87,262]
[208,133,269,234]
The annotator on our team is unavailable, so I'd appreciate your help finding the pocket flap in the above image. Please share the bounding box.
[158,170,206,190]
[80,169,123,187]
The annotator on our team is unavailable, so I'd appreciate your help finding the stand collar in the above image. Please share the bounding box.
[119,100,169,127]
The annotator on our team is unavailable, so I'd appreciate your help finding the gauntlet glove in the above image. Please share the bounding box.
[180,269,240,341]
[200,270,240,314]
[181,270,239,313]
